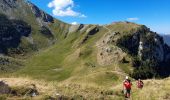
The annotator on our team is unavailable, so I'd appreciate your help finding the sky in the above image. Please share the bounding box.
[28,0,170,34]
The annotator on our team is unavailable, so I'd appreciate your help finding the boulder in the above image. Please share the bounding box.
[0,81,10,94]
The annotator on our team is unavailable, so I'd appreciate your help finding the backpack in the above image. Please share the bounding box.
[124,81,131,89]
[137,81,143,88]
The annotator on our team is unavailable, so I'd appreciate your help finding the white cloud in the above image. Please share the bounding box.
[80,14,87,18]
[127,17,139,21]
[71,22,78,25]
[48,0,86,17]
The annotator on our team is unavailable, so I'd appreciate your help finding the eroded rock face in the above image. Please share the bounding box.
[138,32,165,62]
[116,25,170,65]
[27,2,54,23]
[69,24,92,34]
[40,26,54,38]
[0,14,31,53]
[79,26,100,44]
[11,20,31,37]
[96,33,126,66]
[96,25,170,67]
[87,26,99,35]
[0,0,17,10]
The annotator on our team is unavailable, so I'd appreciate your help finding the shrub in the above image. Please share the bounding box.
[132,56,141,67]
[0,94,7,100]
[116,34,139,56]
[131,66,157,79]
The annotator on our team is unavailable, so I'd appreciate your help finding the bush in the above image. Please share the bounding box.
[131,66,157,79]
[116,34,139,56]
[0,94,7,100]
[131,59,160,79]
[132,56,141,67]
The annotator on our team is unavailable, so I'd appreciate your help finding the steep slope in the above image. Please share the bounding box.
[113,24,170,78]
[0,0,69,56]
[13,21,170,84]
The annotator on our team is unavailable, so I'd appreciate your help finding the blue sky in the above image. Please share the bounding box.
[28,0,170,34]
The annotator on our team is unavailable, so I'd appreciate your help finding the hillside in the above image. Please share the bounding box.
[0,0,69,56]
[0,0,170,99]
[1,77,170,100]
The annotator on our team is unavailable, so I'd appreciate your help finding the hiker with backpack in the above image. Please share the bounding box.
[123,76,132,98]
[137,79,144,89]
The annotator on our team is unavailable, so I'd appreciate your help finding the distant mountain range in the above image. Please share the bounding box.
[162,34,170,46]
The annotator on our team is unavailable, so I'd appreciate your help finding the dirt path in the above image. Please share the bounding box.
[103,26,112,34]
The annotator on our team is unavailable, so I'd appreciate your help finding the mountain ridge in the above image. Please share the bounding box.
[0,0,170,79]
[0,0,170,99]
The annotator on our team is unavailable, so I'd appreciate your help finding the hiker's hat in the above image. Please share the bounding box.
[125,76,129,79]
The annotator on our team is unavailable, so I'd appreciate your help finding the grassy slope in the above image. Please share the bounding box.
[1,77,170,100]
[1,2,169,98]
[4,0,70,55]
[11,22,141,86]
[14,25,120,85]
[111,77,170,100]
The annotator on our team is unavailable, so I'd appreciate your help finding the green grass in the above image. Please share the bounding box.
[11,23,124,86]
[15,40,75,81]
[0,21,142,89]
[107,22,140,34]
[1,1,169,99]
[1,1,140,85]
[1,19,170,99]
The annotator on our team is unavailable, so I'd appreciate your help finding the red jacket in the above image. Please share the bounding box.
[123,80,132,89]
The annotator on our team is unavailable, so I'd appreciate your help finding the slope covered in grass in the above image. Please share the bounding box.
[1,77,170,100]
[10,22,138,79]
[112,77,170,100]
[1,1,170,99]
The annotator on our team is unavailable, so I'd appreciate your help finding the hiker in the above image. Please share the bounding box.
[137,79,144,89]
[123,76,132,98]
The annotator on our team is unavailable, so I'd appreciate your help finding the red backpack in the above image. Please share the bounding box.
[137,81,143,88]
[124,81,131,89]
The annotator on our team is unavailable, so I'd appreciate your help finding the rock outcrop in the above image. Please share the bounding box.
[114,25,170,78]
[27,1,54,23]
[116,25,170,64]
[0,0,17,10]
[0,14,31,53]
[0,81,10,94]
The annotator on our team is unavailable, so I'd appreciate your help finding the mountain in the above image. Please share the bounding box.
[0,0,170,99]
[162,34,170,46]
[0,0,69,56]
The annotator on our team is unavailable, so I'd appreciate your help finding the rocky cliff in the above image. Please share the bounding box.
[0,0,63,55]
[115,25,170,78]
